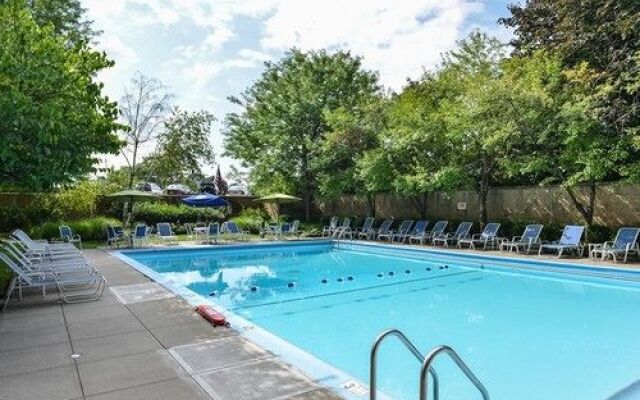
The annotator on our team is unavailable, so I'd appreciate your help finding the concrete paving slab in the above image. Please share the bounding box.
[110,282,175,304]
[68,312,145,340]
[286,389,345,400]
[100,271,151,286]
[78,349,184,396]
[149,320,236,348]
[127,299,203,328]
[170,336,269,374]
[0,341,73,378]
[0,365,82,400]
[0,310,65,334]
[85,376,212,400]
[63,303,130,324]
[73,330,162,363]
[61,292,121,309]
[0,324,68,352]
[0,301,62,320]
[196,359,317,400]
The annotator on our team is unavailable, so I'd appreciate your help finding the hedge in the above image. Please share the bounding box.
[133,202,225,226]
[28,217,122,241]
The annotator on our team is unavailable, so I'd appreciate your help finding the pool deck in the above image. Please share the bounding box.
[0,248,343,400]
[1,240,638,400]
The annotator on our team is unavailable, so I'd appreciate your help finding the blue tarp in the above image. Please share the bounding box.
[181,193,229,208]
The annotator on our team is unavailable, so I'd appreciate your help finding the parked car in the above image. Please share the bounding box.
[165,184,193,195]
[227,183,249,195]
[135,182,163,194]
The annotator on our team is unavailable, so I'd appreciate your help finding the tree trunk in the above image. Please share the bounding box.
[366,193,376,218]
[409,194,428,219]
[127,140,139,189]
[566,182,596,240]
[477,158,490,227]
[300,146,312,221]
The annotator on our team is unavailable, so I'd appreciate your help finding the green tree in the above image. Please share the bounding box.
[500,0,640,151]
[224,49,380,219]
[0,1,122,191]
[143,108,215,188]
[316,101,386,215]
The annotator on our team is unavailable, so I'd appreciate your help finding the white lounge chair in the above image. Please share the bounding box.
[590,227,640,263]
[500,224,544,254]
[156,223,178,244]
[458,223,501,250]
[433,222,473,247]
[539,225,585,257]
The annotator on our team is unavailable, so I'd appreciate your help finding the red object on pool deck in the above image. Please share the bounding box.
[196,305,228,327]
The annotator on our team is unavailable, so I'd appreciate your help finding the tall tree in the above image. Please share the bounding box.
[119,73,173,188]
[316,101,386,216]
[0,1,121,190]
[500,0,640,151]
[142,108,215,188]
[26,0,96,42]
[224,49,380,220]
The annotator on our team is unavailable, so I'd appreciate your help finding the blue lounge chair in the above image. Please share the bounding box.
[408,220,430,244]
[205,222,220,244]
[105,226,124,248]
[59,225,82,249]
[286,220,300,237]
[224,221,247,241]
[423,221,449,245]
[590,227,640,263]
[156,223,178,244]
[458,223,501,250]
[539,225,585,257]
[386,220,414,243]
[332,218,352,239]
[500,224,544,254]
[433,222,473,247]
[132,224,150,248]
[322,217,339,237]
[374,219,394,240]
[356,217,376,240]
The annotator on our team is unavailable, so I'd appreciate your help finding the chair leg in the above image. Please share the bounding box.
[2,276,17,312]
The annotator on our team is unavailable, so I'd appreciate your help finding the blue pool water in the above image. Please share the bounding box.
[121,242,640,399]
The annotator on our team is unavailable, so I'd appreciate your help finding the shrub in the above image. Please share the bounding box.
[133,202,225,226]
[28,217,122,241]
[0,204,52,232]
[46,180,119,220]
[230,208,267,234]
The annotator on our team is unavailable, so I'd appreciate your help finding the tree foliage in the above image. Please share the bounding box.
[143,108,215,188]
[224,49,380,219]
[0,0,121,191]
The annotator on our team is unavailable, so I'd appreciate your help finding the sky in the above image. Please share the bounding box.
[83,0,514,180]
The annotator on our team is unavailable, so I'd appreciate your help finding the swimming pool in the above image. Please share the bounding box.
[117,241,640,400]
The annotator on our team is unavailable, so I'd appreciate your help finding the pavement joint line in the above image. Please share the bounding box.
[60,301,87,400]
[115,282,217,399]
[79,376,184,399]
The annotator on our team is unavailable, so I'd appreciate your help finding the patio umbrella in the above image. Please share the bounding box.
[256,193,302,220]
[182,193,229,208]
[107,189,158,226]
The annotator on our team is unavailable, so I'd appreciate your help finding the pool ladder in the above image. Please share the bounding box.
[370,329,490,400]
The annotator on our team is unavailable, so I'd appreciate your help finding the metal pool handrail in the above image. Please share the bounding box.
[370,329,439,400]
[419,345,489,400]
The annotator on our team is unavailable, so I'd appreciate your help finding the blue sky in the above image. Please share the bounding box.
[83,0,514,177]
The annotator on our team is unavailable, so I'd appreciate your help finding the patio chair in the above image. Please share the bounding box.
[223,221,247,241]
[408,221,430,244]
[11,229,80,258]
[132,224,151,248]
[500,224,544,254]
[332,218,352,239]
[1,240,92,274]
[386,220,414,243]
[59,225,82,249]
[0,253,105,311]
[204,222,220,244]
[589,227,640,263]
[422,221,449,245]
[433,222,473,247]
[105,226,126,248]
[356,217,376,240]
[458,223,501,250]
[156,223,178,244]
[322,217,339,237]
[374,219,394,240]
[287,220,300,237]
[538,225,585,258]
